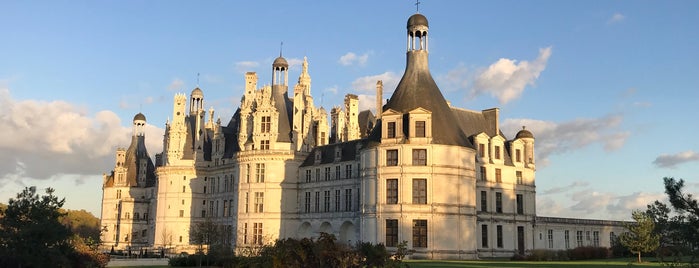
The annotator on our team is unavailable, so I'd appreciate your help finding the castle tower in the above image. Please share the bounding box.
[344,94,360,141]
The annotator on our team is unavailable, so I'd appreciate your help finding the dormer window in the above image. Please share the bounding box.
[479,144,486,158]
[494,146,501,160]
[261,116,271,133]
[415,121,426,137]
[387,122,396,138]
[515,149,522,162]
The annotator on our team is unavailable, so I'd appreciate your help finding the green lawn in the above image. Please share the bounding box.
[406,259,669,268]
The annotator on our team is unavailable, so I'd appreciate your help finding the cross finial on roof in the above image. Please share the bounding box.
[415,0,421,13]
[280,41,284,57]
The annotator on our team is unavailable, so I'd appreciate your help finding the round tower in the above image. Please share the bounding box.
[133,112,146,137]
[516,126,536,168]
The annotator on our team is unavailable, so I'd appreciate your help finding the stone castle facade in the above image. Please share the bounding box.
[100,12,626,259]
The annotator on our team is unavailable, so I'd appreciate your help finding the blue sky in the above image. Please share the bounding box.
[1,1,697,220]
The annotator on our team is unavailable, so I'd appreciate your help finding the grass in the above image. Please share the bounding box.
[405,258,672,268]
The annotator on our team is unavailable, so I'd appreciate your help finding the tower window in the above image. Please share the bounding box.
[387,122,396,138]
[386,149,398,166]
[412,149,427,166]
[412,179,427,204]
[413,220,427,248]
[261,116,271,133]
[415,121,425,137]
[387,179,398,204]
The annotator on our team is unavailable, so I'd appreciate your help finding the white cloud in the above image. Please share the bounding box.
[235,61,260,73]
[0,88,163,183]
[167,78,185,91]
[471,47,552,104]
[540,181,590,195]
[502,114,628,165]
[350,71,400,93]
[325,86,339,95]
[653,150,699,168]
[608,12,625,24]
[339,52,369,66]
[357,94,377,114]
[287,58,304,70]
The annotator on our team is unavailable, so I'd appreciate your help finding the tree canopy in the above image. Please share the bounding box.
[620,210,660,263]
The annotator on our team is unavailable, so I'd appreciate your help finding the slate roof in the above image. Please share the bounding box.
[300,139,368,167]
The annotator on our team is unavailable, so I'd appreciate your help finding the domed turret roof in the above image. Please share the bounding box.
[273,56,289,68]
[407,13,428,28]
[516,127,534,139]
[191,87,203,98]
[133,112,146,122]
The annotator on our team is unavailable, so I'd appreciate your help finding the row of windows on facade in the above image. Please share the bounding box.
[241,222,264,245]
[303,188,357,213]
[116,210,149,221]
[477,143,532,164]
[116,229,148,243]
[540,230,613,249]
[304,164,355,183]
[385,121,426,139]
[174,192,264,219]
[479,191,525,214]
[384,219,428,248]
[385,149,427,166]
[479,167,525,184]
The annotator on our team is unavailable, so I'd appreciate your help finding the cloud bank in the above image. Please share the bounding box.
[653,150,699,168]
[501,114,629,165]
[339,52,369,66]
[0,88,163,185]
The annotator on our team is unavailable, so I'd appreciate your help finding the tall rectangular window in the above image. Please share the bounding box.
[345,164,352,179]
[497,225,503,248]
[246,164,250,183]
[481,225,488,248]
[344,189,352,211]
[413,220,427,248]
[304,192,311,213]
[324,167,331,181]
[412,179,427,204]
[609,232,616,247]
[576,231,583,247]
[386,149,398,166]
[495,168,502,183]
[179,210,184,217]
[494,145,501,159]
[415,121,425,137]
[496,192,503,213]
[387,179,398,204]
[261,116,271,133]
[386,219,399,247]
[593,231,600,247]
[516,171,523,184]
[565,230,570,249]
[335,190,341,211]
[243,223,248,244]
[253,223,263,245]
[255,163,265,183]
[116,189,122,199]
[305,170,311,183]
[244,192,249,213]
[515,149,522,162]
[548,229,554,248]
[480,166,487,181]
[324,190,330,212]
[315,191,320,212]
[480,191,487,212]
[478,143,486,158]
[387,122,396,138]
[412,149,427,166]
[223,201,228,217]
[516,194,524,214]
[335,166,340,180]
[254,192,264,213]
[315,168,320,182]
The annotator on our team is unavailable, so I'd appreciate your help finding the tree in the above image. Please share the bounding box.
[0,186,73,267]
[620,210,660,263]
[663,177,699,263]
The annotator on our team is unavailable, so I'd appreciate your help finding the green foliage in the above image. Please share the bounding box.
[60,208,101,243]
[660,177,699,265]
[231,233,406,268]
[0,186,108,268]
[0,186,73,267]
[620,210,660,263]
